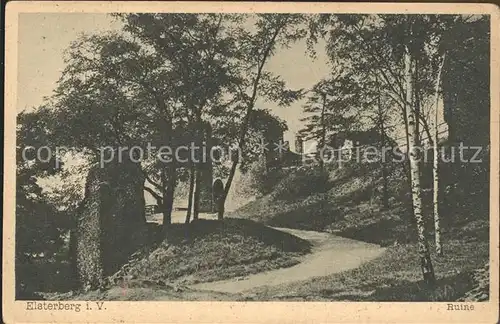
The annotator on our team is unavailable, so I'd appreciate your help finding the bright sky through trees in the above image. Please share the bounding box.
[17,13,331,145]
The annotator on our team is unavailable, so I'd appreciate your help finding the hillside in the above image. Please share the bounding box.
[228,161,417,246]
[226,161,490,301]
[43,218,311,300]
[112,219,311,286]
[229,159,489,246]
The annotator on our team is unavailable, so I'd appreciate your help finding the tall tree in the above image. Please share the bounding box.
[299,67,363,168]
[404,17,436,286]
[432,53,446,255]
[318,92,327,171]
[376,80,390,210]
[308,13,440,284]
[121,13,242,222]
[16,108,66,265]
[51,31,178,232]
[218,14,304,220]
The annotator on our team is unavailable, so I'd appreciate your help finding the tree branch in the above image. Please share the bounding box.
[144,172,164,192]
[224,17,288,198]
[144,186,162,203]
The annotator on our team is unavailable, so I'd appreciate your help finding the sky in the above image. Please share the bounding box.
[17,13,331,145]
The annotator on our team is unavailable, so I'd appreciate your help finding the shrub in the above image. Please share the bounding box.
[239,159,286,197]
[270,167,329,201]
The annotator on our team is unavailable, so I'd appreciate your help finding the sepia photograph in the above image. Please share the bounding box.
[3,2,499,323]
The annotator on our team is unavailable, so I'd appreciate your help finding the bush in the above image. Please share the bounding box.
[239,159,286,197]
[438,144,489,225]
[270,167,329,201]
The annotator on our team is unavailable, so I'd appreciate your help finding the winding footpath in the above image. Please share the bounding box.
[190,227,386,294]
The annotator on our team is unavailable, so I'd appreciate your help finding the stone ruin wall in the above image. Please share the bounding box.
[71,159,146,290]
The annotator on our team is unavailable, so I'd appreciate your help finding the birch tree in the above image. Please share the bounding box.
[404,18,436,286]
[433,53,446,255]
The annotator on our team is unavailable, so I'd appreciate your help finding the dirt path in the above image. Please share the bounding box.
[190,227,386,294]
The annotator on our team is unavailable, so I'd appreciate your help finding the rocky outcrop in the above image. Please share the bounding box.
[72,157,147,291]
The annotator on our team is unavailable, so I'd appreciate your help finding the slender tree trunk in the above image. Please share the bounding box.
[413,58,426,186]
[377,88,389,210]
[401,108,416,222]
[185,164,195,224]
[319,92,327,171]
[217,192,224,220]
[192,116,205,220]
[160,117,174,232]
[162,163,176,231]
[185,112,197,224]
[381,162,389,209]
[218,21,286,219]
[404,37,436,286]
[160,168,168,226]
[414,59,421,139]
[433,53,446,256]
[402,112,412,181]
[193,165,202,220]
[161,165,176,232]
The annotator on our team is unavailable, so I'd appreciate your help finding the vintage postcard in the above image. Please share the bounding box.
[3,1,499,323]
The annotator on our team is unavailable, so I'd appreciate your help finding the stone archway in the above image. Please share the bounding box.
[212,179,225,214]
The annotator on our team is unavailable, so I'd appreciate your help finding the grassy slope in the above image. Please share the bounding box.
[109,219,311,285]
[46,218,312,301]
[228,162,490,301]
[229,162,415,246]
[247,239,488,301]
[51,285,241,301]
